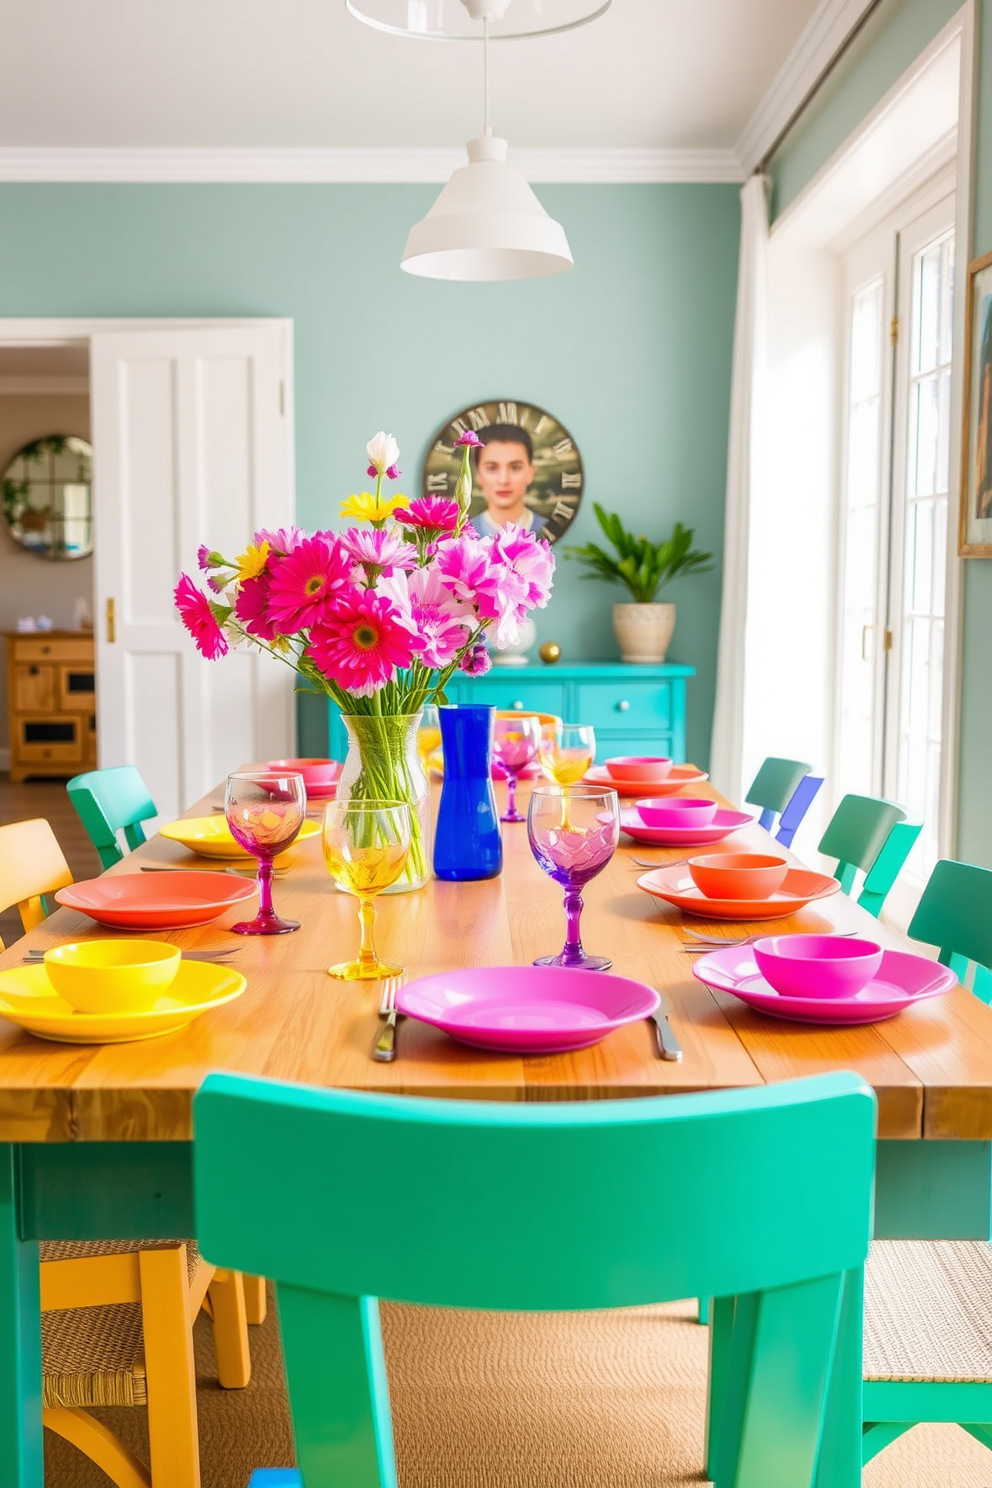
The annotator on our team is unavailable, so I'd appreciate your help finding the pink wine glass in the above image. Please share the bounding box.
[225,770,306,935]
[527,784,620,971]
[492,715,541,823]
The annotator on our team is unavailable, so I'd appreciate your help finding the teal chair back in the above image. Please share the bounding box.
[66,765,158,869]
[745,758,812,831]
[194,1071,876,1488]
[908,858,992,1003]
[855,818,923,916]
[817,793,906,901]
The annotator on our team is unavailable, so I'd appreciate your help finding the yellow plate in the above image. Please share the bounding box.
[158,815,320,863]
[0,961,246,1044]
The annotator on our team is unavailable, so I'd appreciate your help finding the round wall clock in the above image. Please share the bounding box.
[422,399,584,544]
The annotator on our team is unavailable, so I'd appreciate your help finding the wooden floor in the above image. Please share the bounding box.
[0,774,101,948]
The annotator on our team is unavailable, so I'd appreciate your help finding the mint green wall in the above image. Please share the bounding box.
[769,0,992,868]
[0,183,738,765]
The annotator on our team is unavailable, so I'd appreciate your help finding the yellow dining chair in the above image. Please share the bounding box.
[0,818,262,1483]
[41,1238,251,1488]
[0,818,73,948]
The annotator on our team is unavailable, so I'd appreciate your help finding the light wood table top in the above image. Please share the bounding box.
[1,772,990,1144]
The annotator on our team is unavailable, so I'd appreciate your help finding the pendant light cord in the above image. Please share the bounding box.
[483,16,491,135]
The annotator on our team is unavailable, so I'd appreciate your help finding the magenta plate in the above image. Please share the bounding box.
[396,965,659,1053]
[691,945,957,1025]
[620,808,755,846]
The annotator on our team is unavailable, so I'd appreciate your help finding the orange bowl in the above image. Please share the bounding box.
[687,853,789,901]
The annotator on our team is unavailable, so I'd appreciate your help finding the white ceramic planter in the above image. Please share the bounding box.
[612,602,676,664]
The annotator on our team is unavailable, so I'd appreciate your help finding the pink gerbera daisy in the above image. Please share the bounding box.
[235,570,281,643]
[339,526,418,582]
[266,534,353,633]
[253,524,306,555]
[175,573,229,660]
[306,591,424,697]
[393,496,460,536]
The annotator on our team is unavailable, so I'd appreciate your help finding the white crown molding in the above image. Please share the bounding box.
[0,375,88,395]
[0,145,744,186]
[736,0,878,174]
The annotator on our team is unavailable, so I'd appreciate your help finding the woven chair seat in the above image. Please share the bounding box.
[40,1239,199,1410]
[865,1240,992,1383]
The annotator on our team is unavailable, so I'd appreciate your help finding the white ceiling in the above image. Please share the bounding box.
[0,0,824,153]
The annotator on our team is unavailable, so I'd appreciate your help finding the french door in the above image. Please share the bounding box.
[835,186,955,886]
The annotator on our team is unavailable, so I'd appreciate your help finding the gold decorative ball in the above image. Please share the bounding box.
[539,642,562,665]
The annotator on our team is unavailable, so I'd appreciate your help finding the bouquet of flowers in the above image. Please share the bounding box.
[175,429,555,888]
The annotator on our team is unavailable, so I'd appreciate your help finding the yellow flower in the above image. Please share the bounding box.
[233,540,270,582]
[340,491,407,523]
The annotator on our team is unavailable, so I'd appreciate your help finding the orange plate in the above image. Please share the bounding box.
[583,764,708,799]
[636,865,840,920]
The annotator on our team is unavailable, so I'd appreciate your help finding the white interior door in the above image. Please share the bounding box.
[91,323,296,822]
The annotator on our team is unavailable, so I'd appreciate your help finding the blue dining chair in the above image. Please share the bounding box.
[194,1070,876,1488]
[774,773,825,848]
[66,765,158,868]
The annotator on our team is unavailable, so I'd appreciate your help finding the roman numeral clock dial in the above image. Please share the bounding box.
[421,400,585,544]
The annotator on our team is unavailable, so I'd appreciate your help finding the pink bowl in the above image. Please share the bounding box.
[266,758,342,795]
[604,755,673,782]
[752,935,884,1000]
[688,853,789,900]
[636,797,718,829]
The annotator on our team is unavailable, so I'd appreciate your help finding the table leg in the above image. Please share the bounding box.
[0,1145,42,1488]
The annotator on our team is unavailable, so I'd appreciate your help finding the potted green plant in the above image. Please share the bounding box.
[564,504,714,663]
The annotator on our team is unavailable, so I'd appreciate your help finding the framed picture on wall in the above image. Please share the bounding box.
[422,400,584,544]
[961,248,992,555]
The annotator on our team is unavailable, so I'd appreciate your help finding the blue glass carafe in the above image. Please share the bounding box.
[433,705,503,881]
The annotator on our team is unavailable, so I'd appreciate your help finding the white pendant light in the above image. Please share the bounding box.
[346,0,611,42]
[388,0,580,281]
[401,132,573,281]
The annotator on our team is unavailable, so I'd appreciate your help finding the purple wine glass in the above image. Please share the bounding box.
[492,715,541,823]
[225,770,306,935]
[527,784,620,970]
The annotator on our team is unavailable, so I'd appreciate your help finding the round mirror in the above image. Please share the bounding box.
[2,435,93,561]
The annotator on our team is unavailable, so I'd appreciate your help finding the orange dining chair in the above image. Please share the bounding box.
[0,818,73,948]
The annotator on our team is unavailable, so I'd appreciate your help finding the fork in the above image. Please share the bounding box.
[630,856,690,870]
[373,978,402,1062]
[680,930,858,953]
[23,947,242,963]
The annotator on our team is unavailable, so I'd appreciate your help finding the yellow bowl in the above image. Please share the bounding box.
[158,815,320,863]
[44,940,181,1014]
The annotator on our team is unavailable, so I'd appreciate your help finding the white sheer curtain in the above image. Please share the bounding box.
[709,174,769,803]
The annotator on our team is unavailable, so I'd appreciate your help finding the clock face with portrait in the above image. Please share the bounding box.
[421,399,584,544]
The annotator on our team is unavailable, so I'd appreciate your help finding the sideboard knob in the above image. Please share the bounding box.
[617,699,630,712]
[512,701,524,710]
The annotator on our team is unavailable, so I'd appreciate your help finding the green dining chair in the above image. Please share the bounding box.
[817,794,912,913]
[744,757,812,833]
[908,858,992,1003]
[194,1070,876,1488]
[66,765,158,869]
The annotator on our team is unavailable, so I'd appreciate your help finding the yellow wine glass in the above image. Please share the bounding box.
[538,724,596,785]
[322,799,411,980]
[417,704,442,771]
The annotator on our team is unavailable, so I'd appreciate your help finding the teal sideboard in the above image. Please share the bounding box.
[327,662,695,763]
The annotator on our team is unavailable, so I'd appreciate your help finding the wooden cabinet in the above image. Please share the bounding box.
[5,632,96,782]
[326,662,694,763]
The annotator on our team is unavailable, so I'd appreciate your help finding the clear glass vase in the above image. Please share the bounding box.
[336,713,431,893]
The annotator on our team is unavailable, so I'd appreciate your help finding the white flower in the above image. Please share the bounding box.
[366,431,400,475]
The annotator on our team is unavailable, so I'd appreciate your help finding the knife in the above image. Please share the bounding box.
[650,993,683,1062]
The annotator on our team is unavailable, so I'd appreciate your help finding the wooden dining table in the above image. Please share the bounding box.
[2,768,992,1488]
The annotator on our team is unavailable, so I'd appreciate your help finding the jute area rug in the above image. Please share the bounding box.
[43,1292,992,1488]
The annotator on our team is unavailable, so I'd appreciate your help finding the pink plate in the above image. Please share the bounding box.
[691,945,958,1024]
[54,872,258,930]
[620,807,755,846]
[583,764,708,798]
[395,965,659,1054]
[636,865,839,920]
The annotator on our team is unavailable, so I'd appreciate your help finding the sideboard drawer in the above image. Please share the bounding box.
[12,637,93,664]
[574,680,672,733]
[13,664,56,712]
[455,679,566,717]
